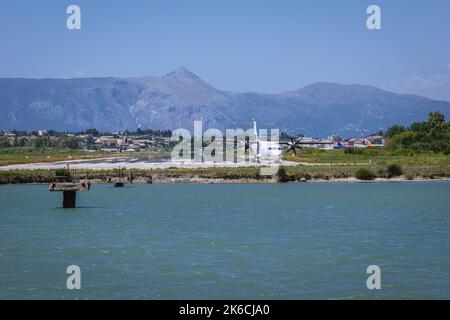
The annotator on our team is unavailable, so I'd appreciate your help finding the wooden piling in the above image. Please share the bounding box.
[114,166,126,187]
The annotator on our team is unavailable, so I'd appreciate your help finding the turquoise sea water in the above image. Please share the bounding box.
[0,182,449,299]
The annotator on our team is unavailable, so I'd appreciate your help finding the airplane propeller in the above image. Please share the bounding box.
[280,138,301,155]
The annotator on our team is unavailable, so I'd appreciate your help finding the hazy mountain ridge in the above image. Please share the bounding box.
[1,67,449,136]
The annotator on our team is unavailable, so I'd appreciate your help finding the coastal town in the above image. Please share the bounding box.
[0,128,385,153]
[0,129,173,153]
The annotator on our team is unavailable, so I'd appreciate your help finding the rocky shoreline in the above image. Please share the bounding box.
[1,173,449,185]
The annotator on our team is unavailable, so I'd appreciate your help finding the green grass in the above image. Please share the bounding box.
[0,147,169,166]
[0,167,266,184]
[0,148,109,166]
[1,163,449,184]
[1,146,449,183]
[283,148,450,166]
[281,164,449,180]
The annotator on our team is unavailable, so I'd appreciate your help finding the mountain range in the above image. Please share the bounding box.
[1,67,450,137]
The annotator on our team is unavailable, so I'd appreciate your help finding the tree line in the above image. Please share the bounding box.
[385,112,450,154]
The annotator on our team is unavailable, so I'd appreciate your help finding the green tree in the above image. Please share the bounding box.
[387,111,449,153]
[85,128,99,136]
[58,136,79,149]
[385,125,406,138]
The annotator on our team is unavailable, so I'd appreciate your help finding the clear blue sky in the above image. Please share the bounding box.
[1,0,449,100]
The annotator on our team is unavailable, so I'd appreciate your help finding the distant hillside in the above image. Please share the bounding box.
[1,67,449,136]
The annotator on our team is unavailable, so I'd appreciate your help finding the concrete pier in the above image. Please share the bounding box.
[49,181,90,208]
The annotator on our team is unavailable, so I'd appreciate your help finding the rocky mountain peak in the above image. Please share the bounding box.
[163,66,201,81]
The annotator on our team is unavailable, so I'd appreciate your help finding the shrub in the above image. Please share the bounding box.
[277,167,292,182]
[54,168,69,177]
[387,164,403,178]
[355,168,376,180]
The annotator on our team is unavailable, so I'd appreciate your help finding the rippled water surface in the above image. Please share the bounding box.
[0,182,449,299]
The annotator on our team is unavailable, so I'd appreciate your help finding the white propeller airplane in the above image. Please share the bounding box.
[242,120,283,161]
[241,120,335,161]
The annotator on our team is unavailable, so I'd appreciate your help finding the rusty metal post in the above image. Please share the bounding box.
[63,190,76,208]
